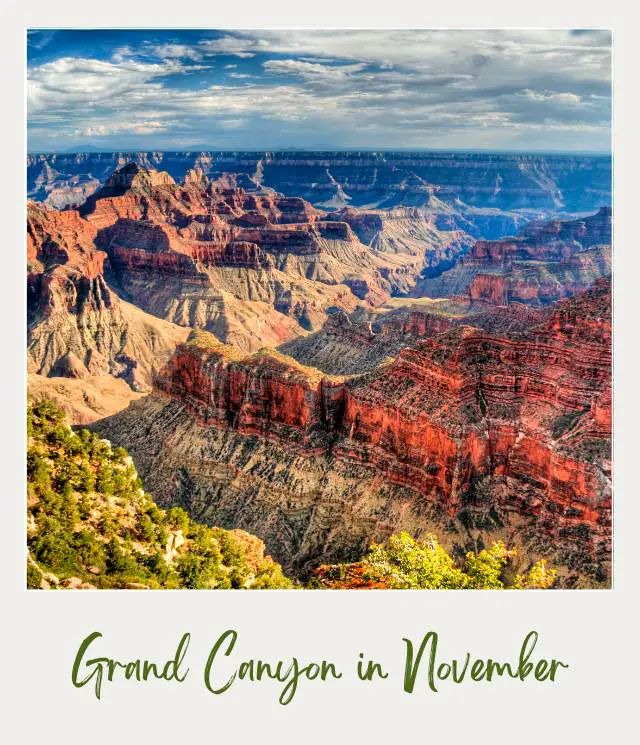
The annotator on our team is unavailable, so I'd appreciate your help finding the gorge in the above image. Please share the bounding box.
[26,151,613,586]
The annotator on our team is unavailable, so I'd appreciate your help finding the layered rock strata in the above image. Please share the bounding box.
[74,163,462,351]
[27,201,189,392]
[28,151,612,214]
[417,207,612,305]
[96,279,611,584]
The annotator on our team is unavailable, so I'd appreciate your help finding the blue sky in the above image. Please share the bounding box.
[27,29,612,152]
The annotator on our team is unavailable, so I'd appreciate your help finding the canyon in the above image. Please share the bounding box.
[95,278,611,585]
[26,152,613,586]
[27,200,190,413]
[416,206,612,305]
[27,160,471,399]
[28,151,611,217]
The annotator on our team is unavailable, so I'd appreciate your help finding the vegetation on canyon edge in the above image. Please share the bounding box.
[313,533,556,589]
[27,400,292,589]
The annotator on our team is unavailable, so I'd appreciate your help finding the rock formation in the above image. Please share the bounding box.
[26,372,145,425]
[95,279,611,585]
[416,207,612,305]
[27,200,189,399]
[72,163,463,352]
[25,155,613,587]
[28,151,612,215]
[278,303,464,375]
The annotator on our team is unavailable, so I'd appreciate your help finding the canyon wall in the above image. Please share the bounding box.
[416,207,612,305]
[75,163,465,350]
[27,200,189,396]
[26,160,613,585]
[96,279,611,584]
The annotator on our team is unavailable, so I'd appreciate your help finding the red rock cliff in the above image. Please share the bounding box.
[153,280,611,570]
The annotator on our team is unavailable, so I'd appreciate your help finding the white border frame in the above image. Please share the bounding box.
[5,5,637,742]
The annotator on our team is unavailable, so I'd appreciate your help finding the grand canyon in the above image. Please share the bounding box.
[26,149,612,588]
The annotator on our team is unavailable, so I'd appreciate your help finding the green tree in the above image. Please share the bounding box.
[363,532,469,589]
[95,462,114,495]
[27,452,50,488]
[106,537,128,573]
[77,463,96,494]
[26,400,294,591]
[73,530,106,571]
[175,553,218,589]
[32,517,76,571]
[27,561,43,589]
[513,559,556,589]
[463,541,515,589]
[252,563,293,589]
[165,507,190,533]
[136,512,157,543]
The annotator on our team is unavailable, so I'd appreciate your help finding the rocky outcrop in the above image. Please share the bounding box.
[74,163,445,351]
[466,207,611,266]
[279,305,462,375]
[27,159,100,209]
[469,274,509,304]
[27,372,145,425]
[417,207,612,305]
[327,205,473,279]
[27,201,189,396]
[29,162,452,403]
[96,279,611,584]
[27,202,103,277]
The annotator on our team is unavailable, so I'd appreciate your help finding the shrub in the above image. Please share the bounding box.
[73,530,106,571]
[359,531,556,590]
[165,507,190,533]
[175,553,218,589]
[136,513,157,542]
[32,522,76,572]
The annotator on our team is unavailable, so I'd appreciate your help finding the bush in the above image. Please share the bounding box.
[106,538,130,573]
[27,452,50,488]
[165,507,190,533]
[73,530,106,571]
[136,513,157,542]
[95,463,114,495]
[252,563,293,589]
[32,522,76,572]
[359,532,556,590]
[175,553,218,589]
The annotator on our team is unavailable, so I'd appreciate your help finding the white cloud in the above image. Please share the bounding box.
[185,29,609,80]
[217,119,248,129]
[111,46,136,63]
[145,43,205,61]
[263,59,367,79]
[28,56,203,113]
[198,36,266,57]
[517,90,583,105]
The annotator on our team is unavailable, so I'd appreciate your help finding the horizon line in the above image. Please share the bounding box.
[27,147,613,156]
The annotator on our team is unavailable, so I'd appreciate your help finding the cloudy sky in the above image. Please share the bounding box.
[27,29,612,152]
